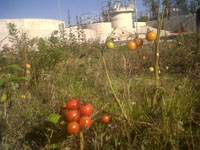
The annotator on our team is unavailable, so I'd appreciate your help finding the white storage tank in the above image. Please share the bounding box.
[87,22,112,41]
[0,19,64,38]
[109,8,135,28]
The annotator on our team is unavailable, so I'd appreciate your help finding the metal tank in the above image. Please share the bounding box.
[101,0,136,28]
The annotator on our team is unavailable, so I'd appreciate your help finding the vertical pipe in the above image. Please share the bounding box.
[135,0,138,36]
[57,0,62,20]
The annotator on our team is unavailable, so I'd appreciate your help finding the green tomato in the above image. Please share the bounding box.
[0,93,7,103]
[106,41,114,49]
[149,67,154,72]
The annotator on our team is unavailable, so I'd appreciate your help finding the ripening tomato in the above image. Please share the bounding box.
[80,116,92,128]
[102,114,110,123]
[127,41,136,50]
[67,99,79,110]
[80,104,93,116]
[67,122,80,134]
[134,38,143,47]
[26,70,30,74]
[142,56,146,60]
[26,64,31,69]
[106,41,114,49]
[149,67,154,72]
[146,31,156,42]
[66,110,80,122]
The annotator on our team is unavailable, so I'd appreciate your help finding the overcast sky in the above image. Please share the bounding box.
[0,0,147,25]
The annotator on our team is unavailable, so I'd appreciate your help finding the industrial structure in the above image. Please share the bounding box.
[0,0,170,48]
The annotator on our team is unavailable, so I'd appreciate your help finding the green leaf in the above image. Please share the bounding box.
[47,114,61,124]
[6,64,24,71]
[9,77,29,82]
[0,78,9,86]
[0,93,7,103]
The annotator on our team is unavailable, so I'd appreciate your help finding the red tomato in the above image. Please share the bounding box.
[127,41,136,50]
[102,114,110,123]
[80,104,93,116]
[67,99,79,110]
[67,122,80,134]
[80,116,92,128]
[66,110,80,122]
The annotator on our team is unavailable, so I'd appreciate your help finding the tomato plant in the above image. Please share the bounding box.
[67,99,79,110]
[135,38,143,47]
[102,114,110,123]
[127,41,136,50]
[66,110,80,122]
[80,104,93,116]
[79,116,92,128]
[146,31,156,42]
[67,122,80,134]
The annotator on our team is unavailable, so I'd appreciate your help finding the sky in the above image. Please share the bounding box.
[0,0,147,25]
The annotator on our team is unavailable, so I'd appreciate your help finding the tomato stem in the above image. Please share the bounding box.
[80,131,84,150]
[101,53,132,127]
[153,1,166,109]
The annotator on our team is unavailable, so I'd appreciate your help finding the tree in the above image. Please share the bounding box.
[137,16,149,22]
[189,0,200,14]
[165,0,175,18]
[142,0,159,20]
[175,0,188,14]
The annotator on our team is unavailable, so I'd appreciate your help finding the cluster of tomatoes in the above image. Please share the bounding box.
[127,31,157,50]
[106,31,157,51]
[26,63,31,74]
[61,99,111,134]
[61,99,93,134]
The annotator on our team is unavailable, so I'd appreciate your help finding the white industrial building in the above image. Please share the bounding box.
[0,0,170,48]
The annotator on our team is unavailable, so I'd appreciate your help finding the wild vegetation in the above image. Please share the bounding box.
[0,21,200,150]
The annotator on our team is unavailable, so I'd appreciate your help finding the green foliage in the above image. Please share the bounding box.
[47,114,61,124]
[6,64,24,71]
[137,16,149,22]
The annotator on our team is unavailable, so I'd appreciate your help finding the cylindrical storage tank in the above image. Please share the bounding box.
[0,19,64,38]
[109,8,134,28]
[87,22,112,42]
[87,22,112,32]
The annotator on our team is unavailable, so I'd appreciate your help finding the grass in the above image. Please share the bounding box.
[0,24,200,150]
